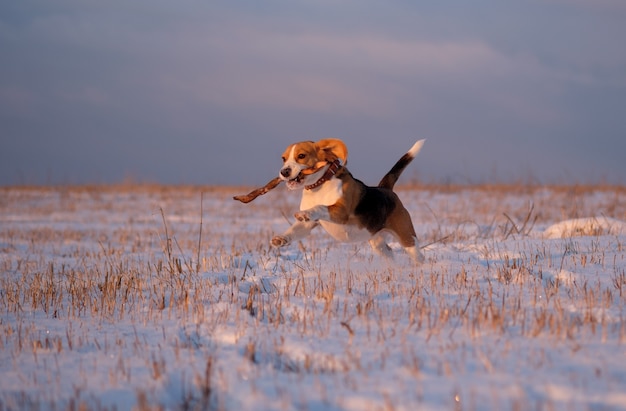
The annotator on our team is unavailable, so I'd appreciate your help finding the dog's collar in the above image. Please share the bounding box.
[305,159,341,190]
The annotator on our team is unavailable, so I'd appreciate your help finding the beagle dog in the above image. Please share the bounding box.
[271,138,425,263]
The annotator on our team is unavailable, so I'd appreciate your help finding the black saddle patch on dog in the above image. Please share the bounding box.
[354,186,397,233]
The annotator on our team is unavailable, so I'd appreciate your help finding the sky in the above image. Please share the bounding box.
[1,0,625,186]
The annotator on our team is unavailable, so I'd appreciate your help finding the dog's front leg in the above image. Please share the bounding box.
[294,205,331,223]
[271,220,319,248]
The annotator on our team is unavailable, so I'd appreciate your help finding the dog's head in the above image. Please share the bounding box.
[279,139,348,190]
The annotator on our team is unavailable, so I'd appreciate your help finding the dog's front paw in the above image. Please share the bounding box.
[271,235,291,248]
[294,211,311,222]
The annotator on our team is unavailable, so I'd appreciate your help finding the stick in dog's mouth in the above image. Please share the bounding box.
[233,177,282,204]
[233,161,329,204]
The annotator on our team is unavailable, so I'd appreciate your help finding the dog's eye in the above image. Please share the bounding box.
[281,156,286,162]
[297,153,306,160]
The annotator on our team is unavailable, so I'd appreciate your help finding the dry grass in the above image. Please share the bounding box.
[1,183,625,410]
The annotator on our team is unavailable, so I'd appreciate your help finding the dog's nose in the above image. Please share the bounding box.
[280,167,291,178]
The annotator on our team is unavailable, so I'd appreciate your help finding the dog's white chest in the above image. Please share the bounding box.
[299,178,371,243]
[300,178,342,210]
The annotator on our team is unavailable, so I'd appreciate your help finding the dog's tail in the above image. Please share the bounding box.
[378,139,425,190]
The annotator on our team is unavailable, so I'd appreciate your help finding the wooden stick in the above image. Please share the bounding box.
[233,161,330,204]
[233,177,282,203]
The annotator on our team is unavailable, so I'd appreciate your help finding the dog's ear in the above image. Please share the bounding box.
[315,138,348,165]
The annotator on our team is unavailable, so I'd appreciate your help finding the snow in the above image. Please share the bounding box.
[543,217,626,239]
[1,185,626,410]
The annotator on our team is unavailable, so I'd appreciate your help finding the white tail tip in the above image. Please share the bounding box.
[408,139,426,157]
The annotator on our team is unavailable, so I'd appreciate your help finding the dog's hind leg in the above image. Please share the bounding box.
[405,241,425,264]
[395,230,425,264]
[385,206,424,264]
[369,234,394,259]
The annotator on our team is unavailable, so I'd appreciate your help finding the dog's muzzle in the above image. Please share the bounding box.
[280,167,293,179]
[280,165,306,190]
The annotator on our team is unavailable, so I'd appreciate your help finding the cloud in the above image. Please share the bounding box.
[1,0,625,185]
[540,0,626,12]
[0,1,614,125]
[158,27,564,126]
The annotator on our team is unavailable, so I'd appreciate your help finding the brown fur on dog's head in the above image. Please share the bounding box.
[315,138,348,165]
[279,138,348,190]
[280,138,348,169]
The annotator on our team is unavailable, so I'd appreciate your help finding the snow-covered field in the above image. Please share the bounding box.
[1,184,626,411]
